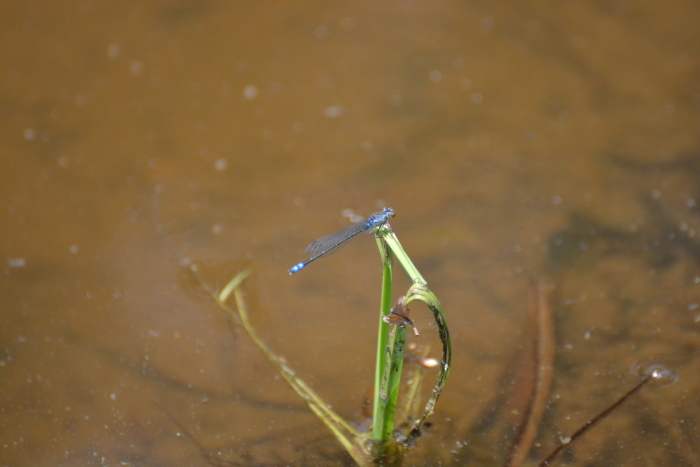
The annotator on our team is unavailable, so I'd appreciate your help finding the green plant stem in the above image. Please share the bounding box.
[372,237,394,440]
[381,324,408,437]
[381,227,426,284]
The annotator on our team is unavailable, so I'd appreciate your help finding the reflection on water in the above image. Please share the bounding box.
[1,1,699,465]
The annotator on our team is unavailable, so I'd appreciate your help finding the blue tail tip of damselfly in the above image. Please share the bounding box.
[288,262,305,275]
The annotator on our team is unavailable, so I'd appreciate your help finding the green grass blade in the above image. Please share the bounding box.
[198,269,371,466]
[372,237,394,441]
[379,226,426,285]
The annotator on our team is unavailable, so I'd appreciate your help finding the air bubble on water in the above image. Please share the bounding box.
[107,43,120,58]
[214,159,228,171]
[314,26,328,39]
[339,17,355,30]
[24,128,37,141]
[243,85,258,100]
[8,258,26,268]
[129,60,143,75]
[630,359,677,387]
[324,106,344,118]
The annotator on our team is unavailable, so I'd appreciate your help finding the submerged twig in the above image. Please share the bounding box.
[538,374,653,467]
[506,280,556,467]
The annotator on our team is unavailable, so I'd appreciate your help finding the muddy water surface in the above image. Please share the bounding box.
[1,1,700,466]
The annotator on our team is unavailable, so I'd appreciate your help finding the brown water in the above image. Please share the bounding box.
[2,1,700,466]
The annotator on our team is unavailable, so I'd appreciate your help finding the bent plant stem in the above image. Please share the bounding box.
[372,225,452,448]
[213,269,371,466]
[403,283,451,444]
